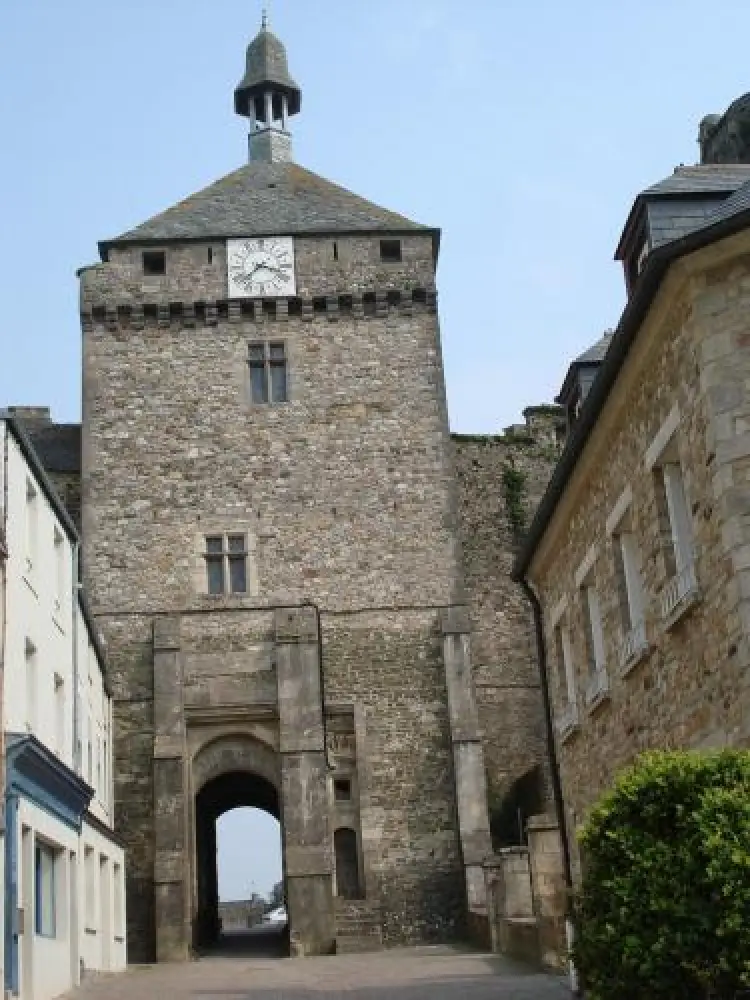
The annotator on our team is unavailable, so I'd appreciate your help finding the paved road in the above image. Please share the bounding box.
[64,929,570,1000]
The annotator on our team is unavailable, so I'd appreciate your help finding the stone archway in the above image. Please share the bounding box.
[191,735,283,950]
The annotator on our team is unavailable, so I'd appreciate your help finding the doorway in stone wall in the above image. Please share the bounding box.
[192,735,287,958]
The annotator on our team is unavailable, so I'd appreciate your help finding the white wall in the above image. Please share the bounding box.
[77,617,112,825]
[78,820,126,974]
[1,420,126,999]
[16,798,78,1000]
[2,426,74,762]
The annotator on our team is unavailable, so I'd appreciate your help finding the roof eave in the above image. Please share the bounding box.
[513,204,750,584]
[99,225,441,264]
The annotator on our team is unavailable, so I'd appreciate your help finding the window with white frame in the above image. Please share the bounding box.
[653,458,696,617]
[113,862,124,938]
[25,479,38,576]
[25,638,37,732]
[646,407,698,618]
[54,673,65,756]
[607,492,648,667]
[53,525,65,616]
[580,574,606,678]
[35,841,57,937]
[553,622,576,705]
[85,845,96,930]
[204,534,248,595]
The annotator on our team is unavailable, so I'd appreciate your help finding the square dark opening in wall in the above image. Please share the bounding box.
[380,239,402,263]
[334,778,352,801]
[142,250,166,275]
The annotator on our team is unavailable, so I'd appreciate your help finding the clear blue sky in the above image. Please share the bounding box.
[4,0,750,899]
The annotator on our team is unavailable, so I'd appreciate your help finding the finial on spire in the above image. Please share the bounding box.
[261,7,268,29]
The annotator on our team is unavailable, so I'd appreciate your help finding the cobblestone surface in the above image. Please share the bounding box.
[65,944,570,999]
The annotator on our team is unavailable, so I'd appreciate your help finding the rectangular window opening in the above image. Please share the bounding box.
[25,638,37,732]
[142,250,166,276]
[248,341,288,405]
[35,842,57,938]
[204,534,249,596]
[54,526,65,615]
[85,845,96,930]
[380,239,402,263]
[332,241,339,261]
[581,578,605,678]
[334,778,352,802]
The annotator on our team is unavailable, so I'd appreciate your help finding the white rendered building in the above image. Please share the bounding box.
[0,414,126,999]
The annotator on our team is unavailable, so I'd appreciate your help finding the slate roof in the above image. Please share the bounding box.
[616,164,750,259]
[642,164,750,197]
[23,423,81,475]
[573,331,614,366]
[100,162,433,256]
[701,178,750,225]
[235,27,301,115]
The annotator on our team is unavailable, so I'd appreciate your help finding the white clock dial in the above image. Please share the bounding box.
[227,236,296,299]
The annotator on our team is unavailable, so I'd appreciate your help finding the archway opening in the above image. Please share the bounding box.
[194,769,286,955]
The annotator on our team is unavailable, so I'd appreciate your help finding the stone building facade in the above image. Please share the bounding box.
[515,93,750,881]
[453,411,562,842]
[61,22,562,963]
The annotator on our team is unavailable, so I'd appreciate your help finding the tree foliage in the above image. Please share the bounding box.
[573,750,750,1000]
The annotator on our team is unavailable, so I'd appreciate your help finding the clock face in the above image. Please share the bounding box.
[227,236,296,298]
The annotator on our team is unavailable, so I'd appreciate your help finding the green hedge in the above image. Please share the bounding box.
[572,750,750,1000]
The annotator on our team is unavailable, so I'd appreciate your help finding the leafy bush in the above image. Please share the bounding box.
[572,749,750,1000]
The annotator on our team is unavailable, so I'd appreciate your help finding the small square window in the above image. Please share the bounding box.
[142,251,166,276]
[334,778,352,802]
[380,239,402,263]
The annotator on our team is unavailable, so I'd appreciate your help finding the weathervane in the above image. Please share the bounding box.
[261,7,268,29]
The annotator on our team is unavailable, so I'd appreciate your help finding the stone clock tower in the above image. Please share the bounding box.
[79,19,491,962]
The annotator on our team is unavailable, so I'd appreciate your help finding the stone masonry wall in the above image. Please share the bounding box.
[453,409,562,844]
[528,233,750,881]
[80,228,469,959]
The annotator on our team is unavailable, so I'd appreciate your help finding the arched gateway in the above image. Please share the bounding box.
[191,736,281,948]
[150,608,337,960]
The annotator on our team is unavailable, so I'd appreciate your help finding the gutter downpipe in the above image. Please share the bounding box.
[519,577,580,996]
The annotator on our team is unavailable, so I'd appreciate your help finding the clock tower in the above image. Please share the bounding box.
[80,16,491,964]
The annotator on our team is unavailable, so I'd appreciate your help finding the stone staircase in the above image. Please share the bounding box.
[334,899,383,954]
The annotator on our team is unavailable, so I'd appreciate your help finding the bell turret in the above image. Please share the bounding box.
[234,13,302,164]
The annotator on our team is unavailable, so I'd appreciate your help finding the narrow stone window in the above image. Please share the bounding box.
[205,536,225,594]
[334,778,351,802]
[332,241,339,261]
[379,239,402,263]
[207,246,213,264]
[248,342,288,404]
[204,534,248,596]
[334,828,362,899]
[142,250,166,275]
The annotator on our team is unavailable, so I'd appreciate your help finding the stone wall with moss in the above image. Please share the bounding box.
[452,405,564,847]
